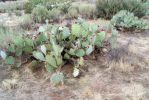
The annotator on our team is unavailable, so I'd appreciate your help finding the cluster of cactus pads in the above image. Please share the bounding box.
[0,18,116,82]
[1,18,108,70]
[32,18,107,72]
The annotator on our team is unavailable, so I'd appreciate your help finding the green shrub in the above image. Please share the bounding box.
[24,0,70,13]
[19,14,34,30]
[25,0,71,21]
[70,2,79,9]
[28,0,43,7]
[24,0,50,13]
[24,0,47,14]
[24,2,33,13]
[14,10,22,16]
[0,1,25,13]
[67,7,78,18]
[58,1,72,14]
[96,0,147,19]
[32,5,50,23]
[0,25,23,48]
[78,3,96,18]
[111,10,149,31]
[143,0,149,15]
[123,0,146,17]
[66,2,96,19]
[43,0,70,8]
[49,8,62,21]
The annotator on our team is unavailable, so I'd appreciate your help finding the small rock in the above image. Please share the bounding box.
[102,48,108,53]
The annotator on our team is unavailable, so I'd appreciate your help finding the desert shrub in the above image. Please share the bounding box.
[111,10,149,31]
[78,3,96,18]
[0,25,23,49]
[25,0,71,22]
[70,2,79,9]
[66,2,96,19]
[44,0,71,12]
[24,0,70,13]
[58,1,72,14]
[24,0,46,13]
[24,0,48,13]
[27,0,43,7]
[143,0,149,15]
[0,1,25,13]
[32,5,50,23]
[123,0,146,17]
[24,2,33,13]
[67,7,78,18]
[19,14,34,30]
[96,0,147,19]
[49,8,62,21]
[14,10,22,16]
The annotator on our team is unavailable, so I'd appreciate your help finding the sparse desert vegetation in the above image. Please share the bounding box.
[0,0,149,100]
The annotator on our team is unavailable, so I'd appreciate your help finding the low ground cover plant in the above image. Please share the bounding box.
[111,10,149,31]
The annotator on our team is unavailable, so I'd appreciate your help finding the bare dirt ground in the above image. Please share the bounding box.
[0,16,149,100]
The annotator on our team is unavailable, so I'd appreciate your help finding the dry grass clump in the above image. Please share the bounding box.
[1,71,19,90]
[107,42,148,73]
